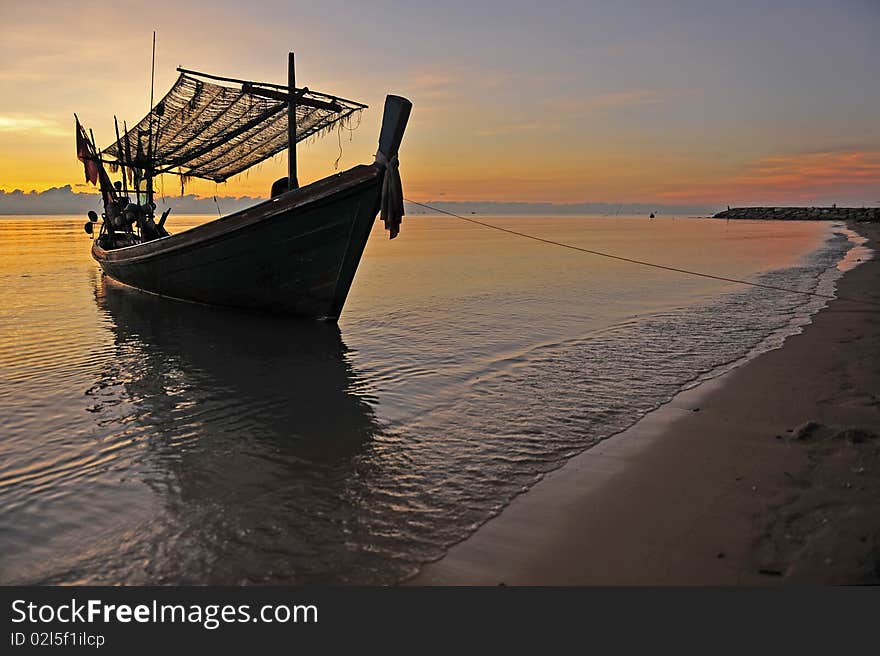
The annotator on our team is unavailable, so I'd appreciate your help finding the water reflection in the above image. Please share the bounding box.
[1,217,848,585]
[84,277,384,583]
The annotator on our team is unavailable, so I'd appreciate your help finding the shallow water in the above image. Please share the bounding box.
[0,214,864,583]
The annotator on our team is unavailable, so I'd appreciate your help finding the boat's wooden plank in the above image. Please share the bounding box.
[95,165,381,264]
[93,166,382,318]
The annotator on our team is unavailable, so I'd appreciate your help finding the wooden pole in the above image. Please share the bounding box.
[146,30,156,210]
[124,121,140,206]
[287,52,297,190]
[114,116,129,200]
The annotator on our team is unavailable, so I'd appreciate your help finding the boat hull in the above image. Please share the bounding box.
[92,165,383,320]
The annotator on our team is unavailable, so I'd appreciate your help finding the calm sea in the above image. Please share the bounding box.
[0,214,866,584]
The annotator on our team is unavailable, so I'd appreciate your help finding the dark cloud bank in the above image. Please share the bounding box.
[0,185,717,217]
[0,186,262,216]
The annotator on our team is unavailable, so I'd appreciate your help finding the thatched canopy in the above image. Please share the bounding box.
[104,70,366,182]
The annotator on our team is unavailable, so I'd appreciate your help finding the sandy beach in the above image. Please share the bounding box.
[414,222,880,586]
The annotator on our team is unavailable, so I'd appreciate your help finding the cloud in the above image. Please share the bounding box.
[587,90,663,109]
[0,185,266,215]
[411,73,456,89]
[552,90,663,114]
[658,149,880,204]
[0,115,66,137]
[0,184,715,216]
[475,121,554,137]
[408,69,512,104]
[409,72,457,100]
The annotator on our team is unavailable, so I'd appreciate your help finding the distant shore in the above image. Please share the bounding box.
[413,222,880,585]
[715,207,880,222]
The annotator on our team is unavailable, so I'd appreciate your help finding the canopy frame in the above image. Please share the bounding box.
[103,58,367,184]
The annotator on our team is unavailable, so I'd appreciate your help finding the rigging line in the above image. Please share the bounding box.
[334,122,343,170]
[340,110,362,135]
[404,199,880,309]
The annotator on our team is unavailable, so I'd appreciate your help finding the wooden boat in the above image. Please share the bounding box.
[77,52,411,320]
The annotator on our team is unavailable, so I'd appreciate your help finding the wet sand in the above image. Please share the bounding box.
[414,223,880,585]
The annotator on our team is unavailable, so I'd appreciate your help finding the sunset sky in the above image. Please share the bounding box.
[1,0,878,206]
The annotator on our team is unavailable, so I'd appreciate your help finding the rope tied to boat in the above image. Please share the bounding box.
[375,151,404,239]
[404,199,880,309]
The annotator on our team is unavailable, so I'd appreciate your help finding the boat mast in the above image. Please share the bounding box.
[146,31,156,211]
[114,116,129,201]
[124,121,140,207]
[288,52,298,191]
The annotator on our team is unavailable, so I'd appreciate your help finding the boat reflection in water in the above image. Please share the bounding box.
[89,276,386,583]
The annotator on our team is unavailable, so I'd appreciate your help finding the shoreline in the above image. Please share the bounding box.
[412,222,880,585]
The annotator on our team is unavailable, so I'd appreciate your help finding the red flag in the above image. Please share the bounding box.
[75,117,99,185]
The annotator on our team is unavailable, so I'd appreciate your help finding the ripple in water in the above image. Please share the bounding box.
[0,216,864,584]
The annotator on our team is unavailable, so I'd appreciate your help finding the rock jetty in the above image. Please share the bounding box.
[714,207,880,222]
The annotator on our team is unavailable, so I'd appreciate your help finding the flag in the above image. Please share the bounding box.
[75,117,100,186]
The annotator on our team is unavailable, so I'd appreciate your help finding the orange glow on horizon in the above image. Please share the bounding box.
[3,136,879,208]
[656,151,880,206]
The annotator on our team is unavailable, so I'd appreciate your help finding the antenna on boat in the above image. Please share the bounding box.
[288,52,298,191]
[149,32,156,122]
[124,120,139,206]
[114,116,129,201]
[146,30,157,212]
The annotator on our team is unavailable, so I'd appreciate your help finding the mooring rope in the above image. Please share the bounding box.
[404,199,880,309]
